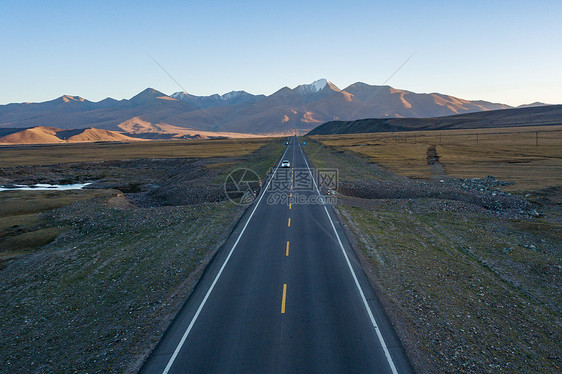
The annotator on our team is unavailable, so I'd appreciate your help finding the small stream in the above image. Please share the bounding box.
[0,183,92,192]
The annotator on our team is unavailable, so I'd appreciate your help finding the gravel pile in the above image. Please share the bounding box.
[338,176,535,218]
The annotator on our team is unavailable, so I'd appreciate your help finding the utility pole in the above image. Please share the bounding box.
[536,131,539,146]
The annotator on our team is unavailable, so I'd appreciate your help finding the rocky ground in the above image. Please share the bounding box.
[305,140,561,373]
[338,176,540,220]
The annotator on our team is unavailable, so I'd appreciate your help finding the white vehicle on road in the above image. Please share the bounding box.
[281,160,291,168]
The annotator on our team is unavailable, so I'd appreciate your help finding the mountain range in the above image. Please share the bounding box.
[0,79,546,136]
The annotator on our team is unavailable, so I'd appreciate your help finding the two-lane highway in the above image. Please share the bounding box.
[140,137,413,373]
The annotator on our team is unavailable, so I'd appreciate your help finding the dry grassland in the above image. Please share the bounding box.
[311,125,562,190]
[0,137,274,167]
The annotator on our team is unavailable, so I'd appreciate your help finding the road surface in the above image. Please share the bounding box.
[140,137,413,373]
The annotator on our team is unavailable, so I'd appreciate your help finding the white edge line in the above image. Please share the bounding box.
[298,141,399,374]
[162,141,291,374]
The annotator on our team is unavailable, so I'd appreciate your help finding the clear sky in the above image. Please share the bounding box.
[1,0,561,106]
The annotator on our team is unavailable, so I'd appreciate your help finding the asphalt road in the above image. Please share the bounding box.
[140,137,413,373]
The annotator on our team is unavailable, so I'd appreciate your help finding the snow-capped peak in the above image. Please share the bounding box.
[294,79,329,95]
[171,91,189,99]
[221,91,245,100]
[311,79,328,92]
[171,90,247,101]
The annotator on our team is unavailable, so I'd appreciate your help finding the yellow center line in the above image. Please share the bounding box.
[281,284,287,314]
[289,203,292,210]
[290,192,292,198]
[286,241,290,256]
[288,218,291,227]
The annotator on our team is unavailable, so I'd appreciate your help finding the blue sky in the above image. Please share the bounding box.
[1,0,561,105]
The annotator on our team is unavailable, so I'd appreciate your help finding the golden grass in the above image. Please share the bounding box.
[438,144,561,190]
[0,138,276,167]
[310,125,562,190]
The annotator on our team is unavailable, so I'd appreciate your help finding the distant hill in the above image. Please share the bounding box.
[517,102,551,108]
[0,125,260,144]
[0,127,65,144]
[0,126,144,144]
[308,105,562,135]
[0,79,530,135]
